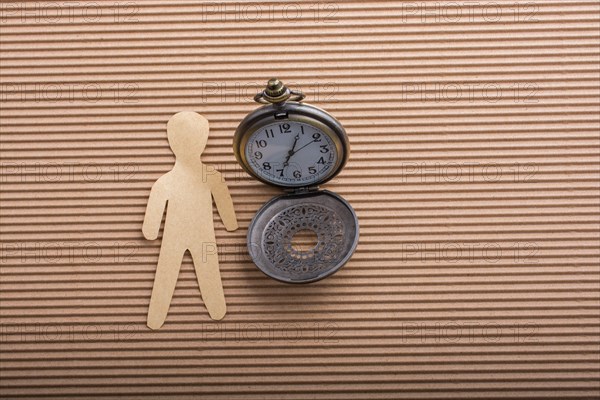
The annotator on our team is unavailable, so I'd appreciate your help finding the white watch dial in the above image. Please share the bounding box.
[245,121,337,186]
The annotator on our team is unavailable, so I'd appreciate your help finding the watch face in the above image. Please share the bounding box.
[244,120,338,186]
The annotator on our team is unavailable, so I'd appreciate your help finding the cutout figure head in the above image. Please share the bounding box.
[167,111,209,160]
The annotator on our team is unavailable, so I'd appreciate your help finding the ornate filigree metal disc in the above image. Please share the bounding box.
[247,190,359,283]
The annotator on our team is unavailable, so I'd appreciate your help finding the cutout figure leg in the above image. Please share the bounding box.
[147,238,185,329]
[189,242,226,320]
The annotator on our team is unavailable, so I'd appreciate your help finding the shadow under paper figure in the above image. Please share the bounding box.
[142,111,238,329]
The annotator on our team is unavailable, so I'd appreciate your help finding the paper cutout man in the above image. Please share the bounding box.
[142,111,238,329]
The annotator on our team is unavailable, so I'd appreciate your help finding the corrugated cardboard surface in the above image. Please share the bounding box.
[1,1,599,398]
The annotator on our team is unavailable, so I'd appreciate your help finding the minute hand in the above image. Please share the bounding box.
[291,139,318,155]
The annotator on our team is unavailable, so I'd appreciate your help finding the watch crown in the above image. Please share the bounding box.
[265,78,286,98]
[254,78,306,104]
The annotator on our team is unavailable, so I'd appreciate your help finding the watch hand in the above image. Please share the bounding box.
[291,139,317,155]
[283,134,300,167]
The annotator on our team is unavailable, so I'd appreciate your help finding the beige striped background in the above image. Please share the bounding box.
[1,0,599,398]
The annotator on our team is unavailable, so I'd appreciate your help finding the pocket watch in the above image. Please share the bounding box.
[233,79,359,283]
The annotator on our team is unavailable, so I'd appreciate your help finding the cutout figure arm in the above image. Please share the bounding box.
[211,172,238,232]
[142,177,169,240]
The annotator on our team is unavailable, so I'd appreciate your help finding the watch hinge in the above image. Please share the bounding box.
[284,185,319,194]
